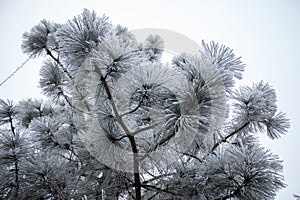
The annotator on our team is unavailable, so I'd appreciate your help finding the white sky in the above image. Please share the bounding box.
[0,0,299,198]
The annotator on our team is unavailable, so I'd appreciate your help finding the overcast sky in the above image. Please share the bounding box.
[0,0,299,198]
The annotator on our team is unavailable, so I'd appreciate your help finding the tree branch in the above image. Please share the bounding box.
[114,134,128,141]
[148,191,159,200]
[182,152,203,163]
[125,182,136,200]
[58,88,73,108]
[45,47,73,80]
[8,115,19,199]
[74,85,92,112]
[214,190,239,200]
[214,175,255,200]
[131,123,159,136]
[121,96,145,117]
[8,116,16,136]
[142,173,176,184]
[94,65,142,200]
[210,122,249,153]
[141,184,180,196]
[138,130,176,161]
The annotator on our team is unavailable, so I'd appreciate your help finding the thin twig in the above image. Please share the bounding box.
[138,130,176,161]
[114,135,128,141]
[131,123,159,136]
[142,173,176,184]
[45,48,73,80]
[0,58,30,87]
[210,122,249,153]
[141,184,180,196]
[121,97,145,117]
[182,152,203,163]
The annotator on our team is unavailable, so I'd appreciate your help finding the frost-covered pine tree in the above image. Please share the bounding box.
[0,9,290,199]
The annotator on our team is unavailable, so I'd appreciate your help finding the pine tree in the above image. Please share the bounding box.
[0,9,290,199]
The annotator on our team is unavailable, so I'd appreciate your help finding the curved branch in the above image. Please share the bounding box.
[121,97,144,117]
[115,135,128,141]
[182,152,203,163]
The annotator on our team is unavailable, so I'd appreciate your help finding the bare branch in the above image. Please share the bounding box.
[121,97,144,117]
[45,47,73,80]
[138,130,176,161]
[115,135,128,141]
[210,122,249,153]
[182,152,203,163]
[131,123,159,136]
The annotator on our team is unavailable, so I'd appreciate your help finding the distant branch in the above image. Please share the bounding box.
[0,58,30,87]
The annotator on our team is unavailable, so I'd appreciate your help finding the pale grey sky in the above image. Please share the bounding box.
[0,0,299,198]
